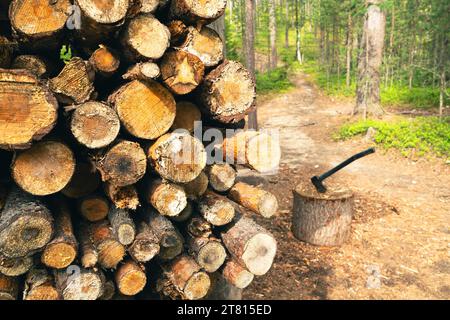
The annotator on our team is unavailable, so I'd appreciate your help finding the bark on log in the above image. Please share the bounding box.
[186,215,212,238]
[0,69,58,150]
[61,162,101,199]
[99,278,115,300]
[104,183,140,210]
[169,0,227,27]
[145,179,187,217]
[78,222,98,268]
[89,45,120,78]
[188,236,226,273]
[229,182,278,218]
[198,60,256,123]
[0,253,33,276]
[206,273,243,300]
[222,130,281,173]
[109,79,176,140]
[221,215,277,276]
[148,132,207,183]
[0,36,15,68]
[178,26,224,67]
[128,222,160,263]
[78,194,110,222]
[183,171,208,200]
[221,259,254,289]
[108,207,136,246]
[207,163,236,192]
[123,62,160,81]
[160,254,211,300]
[23,267,59,300]
[12,55,47,78]
[94,140,146,187]
[142,208,184,260]
[49,58,95,105]
[0,274,19,300]
[115,259,146,296]
[9,0,70,49]
[11,140,75,196]
[90,221,126,269]
[54,266,103,300]
[71,101,120,149]
[171,101,202,133]
[121,13,170,62]
[75,0,130,49]
[292,183,354,246]
[198,190,235,226]
[41,198,78,269]
[0,187,53,258]
[160,49,205,95]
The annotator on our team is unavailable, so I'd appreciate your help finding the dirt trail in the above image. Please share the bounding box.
[243,73,450,300]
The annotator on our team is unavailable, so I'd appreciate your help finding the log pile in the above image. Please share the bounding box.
[0,0,281,300]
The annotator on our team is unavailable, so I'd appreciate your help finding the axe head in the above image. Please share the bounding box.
[311,176,327,193]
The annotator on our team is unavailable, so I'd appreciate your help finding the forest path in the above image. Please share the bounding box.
[243,72,450,300]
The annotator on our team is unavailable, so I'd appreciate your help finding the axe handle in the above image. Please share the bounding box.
[318,148,375,181]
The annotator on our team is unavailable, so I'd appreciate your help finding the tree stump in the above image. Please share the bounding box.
[292,183,354,246]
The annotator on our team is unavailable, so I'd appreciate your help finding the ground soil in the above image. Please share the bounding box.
[242,73,450,300]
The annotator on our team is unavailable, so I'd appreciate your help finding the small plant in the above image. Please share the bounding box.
[60,45,73,64]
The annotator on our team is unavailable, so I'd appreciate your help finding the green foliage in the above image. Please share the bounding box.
[336,117,450,158]
[60,45,72,64]
[256,67,294,94]
[381,86,447,109]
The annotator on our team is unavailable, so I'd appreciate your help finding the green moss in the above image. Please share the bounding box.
[336,117,450,158]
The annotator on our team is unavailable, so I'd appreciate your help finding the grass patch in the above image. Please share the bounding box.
[256,67,294,94]
[336,116,450,158]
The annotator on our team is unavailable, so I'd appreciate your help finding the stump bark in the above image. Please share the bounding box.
[292,183,354,246]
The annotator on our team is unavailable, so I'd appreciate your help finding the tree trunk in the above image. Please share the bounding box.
[0,69,58,150]
[269,0,278,69]
[295,0,302,63]
[354,1,386,117]
[345,12,353,88]
[292,183,354,246]
[244,0,258,129]
[285,0,289,48]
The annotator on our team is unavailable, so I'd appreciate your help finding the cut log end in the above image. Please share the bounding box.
[171,101,201,133]
[41,243,77,269]
[104,183,140,210]
[222,260,254,289]
[97,140,147,187]
[199,191,235,226]
[110,80,175,140]
[181,26,224,67]
[0,255,33,276]
[170,0,227,26]
[0,69,58,150]
[191,238,226,273]
[123,13,170,61]
[148,132,207,184]
[199,60,256,123]
[0,274,19,300]
[89,45,120,77]
[97,240,126,269]
[115,260,147,296]
[12,55,47,78]
[77,0,129,24]
[229,182,278,218]
[160,49,205,95]
[79,195,110,222]
[71,102,120,149]
[55,267,103,300]
[147,180,187,217]
[208,163,236,192]
[12,141,75,196]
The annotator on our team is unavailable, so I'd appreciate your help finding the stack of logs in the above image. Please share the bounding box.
[0,0,281,300]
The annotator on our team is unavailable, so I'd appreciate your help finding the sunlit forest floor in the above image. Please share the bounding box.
[241,72,450,299]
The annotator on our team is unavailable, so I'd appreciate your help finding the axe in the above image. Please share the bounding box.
[311,148,375,193]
